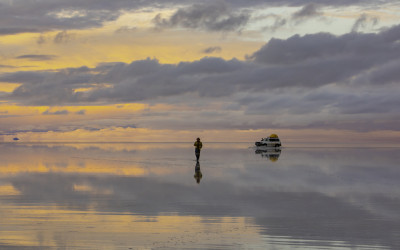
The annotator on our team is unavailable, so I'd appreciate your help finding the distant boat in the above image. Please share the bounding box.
[255,134,281,148]
[13,137,20,141]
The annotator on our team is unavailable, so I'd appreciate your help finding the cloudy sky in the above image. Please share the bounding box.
[0,0,400,143]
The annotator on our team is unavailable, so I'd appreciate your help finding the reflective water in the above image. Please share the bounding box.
[0,143,399,249]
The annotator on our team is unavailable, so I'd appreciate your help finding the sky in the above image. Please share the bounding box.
[0,0,400,143]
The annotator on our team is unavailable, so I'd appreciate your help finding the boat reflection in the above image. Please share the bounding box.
[255,148,281,162]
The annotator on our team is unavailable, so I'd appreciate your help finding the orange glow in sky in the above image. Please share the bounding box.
[1,2,400,144]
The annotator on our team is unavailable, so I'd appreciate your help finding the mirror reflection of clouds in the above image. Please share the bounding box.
[0,143,399,248]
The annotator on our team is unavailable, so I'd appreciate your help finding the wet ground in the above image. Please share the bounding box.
[0,142,399,249]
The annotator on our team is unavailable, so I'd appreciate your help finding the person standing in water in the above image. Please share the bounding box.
[194,138,203,162]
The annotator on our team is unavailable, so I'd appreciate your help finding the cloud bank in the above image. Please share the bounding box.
[1,24,399,132]
[0,0,394,35]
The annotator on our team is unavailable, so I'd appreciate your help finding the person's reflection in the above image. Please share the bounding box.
[194,162,203,184]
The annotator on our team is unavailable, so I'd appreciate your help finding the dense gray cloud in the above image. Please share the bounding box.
[248,26,400,65]
[0,27,41,35]
[153,2,250,32]
[1,24,400,131]
[0,0,393,35]
[223,0,394,7]
[53,30,75,44]
[291,3,321,21]
[5,24,400,101]
[0,71,49,83]
[0,0,132,34]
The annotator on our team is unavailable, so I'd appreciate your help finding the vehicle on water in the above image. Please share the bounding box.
[255,134,281,148]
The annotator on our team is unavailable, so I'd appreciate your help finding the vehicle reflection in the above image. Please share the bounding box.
[255,148,281,162]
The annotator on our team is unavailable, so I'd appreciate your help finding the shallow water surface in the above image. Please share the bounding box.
[0,143,399,249]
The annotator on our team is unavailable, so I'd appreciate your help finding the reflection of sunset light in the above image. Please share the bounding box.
[0,204,262,249]
[0,143,195,177]
[0,162,148,176]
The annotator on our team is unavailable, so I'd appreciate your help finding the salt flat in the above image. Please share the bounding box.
[0,142,399,249]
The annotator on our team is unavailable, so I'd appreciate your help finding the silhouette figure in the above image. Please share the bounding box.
[194,162,202,184]
[193,137,203,162]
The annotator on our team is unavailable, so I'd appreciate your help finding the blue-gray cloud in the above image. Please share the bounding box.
[0,0,393,35]
[0,64,16,68]
[16,55,57,61]
[42,109,69,115]
[202,46,222,54]
[53,30,75,44]
[292,3,322,21]
[6,24,400,102]
[1,24,400,132]
[351,13,379,33]
[153,2,250,32]
[75,110,86,115]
